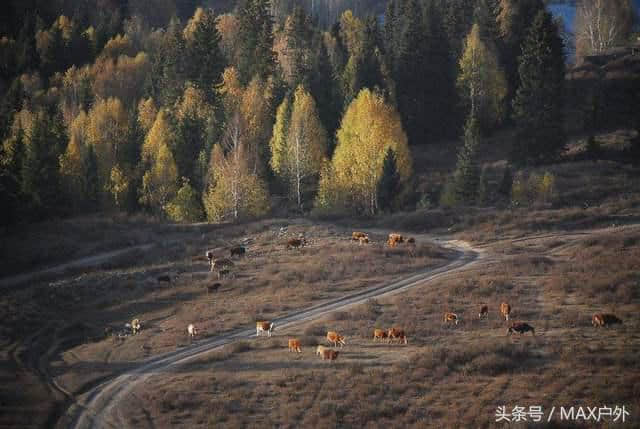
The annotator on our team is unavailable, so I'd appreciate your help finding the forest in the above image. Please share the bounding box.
[0,0,638,227]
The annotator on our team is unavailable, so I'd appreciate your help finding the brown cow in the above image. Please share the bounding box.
[322,349,339,361]
[508,322,535,336]
[288,338,302,353]
[286,238,306,250]
[592,313,622,327]
[479,305,489,319]
[443,312,459,325]
[387,233,404,248]
[326,331,346,347]
[387,328,408,344]
[352,231,368,241]
[256,321,274,337]
[500,302,511,321]
[359,236,370,245]
[373,328,388,341]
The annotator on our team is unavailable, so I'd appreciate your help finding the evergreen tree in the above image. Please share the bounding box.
[386,0,457,144]
[498,0,545,108]
[236,0,276,84]
[512,9,565,165]
[85,144,100,207]
[21,111,65,215]
[452,114,481,204]
[185,8,225,97]
[377,147,401,213]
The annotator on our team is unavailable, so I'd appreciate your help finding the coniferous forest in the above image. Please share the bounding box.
[0,0,638,227]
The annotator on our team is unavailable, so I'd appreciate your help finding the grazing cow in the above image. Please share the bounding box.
[352,231,368,241]
[359,236,369,245]
[230,246,246,258]
[256,321,274,337]
[213,258,234,271]
[157,275,171,283]
[206,250,215,270]
[316,345,327,356]
[443,312,459,325]
[387,328,408,344]
[187,323,198,338]
[387,233,404,247]
[508,322,535,336]
[326,331,346,347]
[479,305,489,319]
[207,283,221,294]
[217,269,231,280]
[131,318,142,335]
[500,302,511,321]
[592,313,622,327]
[286,238,306,250]
[373,328,388,341]
[322,349,339,361]
[288,339,302,353]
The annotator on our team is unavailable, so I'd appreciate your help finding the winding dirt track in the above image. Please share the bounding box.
[61,237,483,429]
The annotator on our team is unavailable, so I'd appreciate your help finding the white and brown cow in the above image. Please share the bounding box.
[256,321,274,337]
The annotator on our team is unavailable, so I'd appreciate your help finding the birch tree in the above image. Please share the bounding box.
[575,0,634,59]
[457,23,507,131]
[316,89,411,215]
[203,112,269,222]
[270,86,327,208]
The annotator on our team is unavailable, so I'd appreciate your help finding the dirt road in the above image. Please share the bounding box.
[0,244,155,289]
[60,237,482,429]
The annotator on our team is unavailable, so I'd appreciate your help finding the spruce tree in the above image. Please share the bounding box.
[186,8,225,97]
[377,147,401,213]
[512,9,565,165]
[237,0,275,84]
[453,114,481,204]
[20,112,65,215]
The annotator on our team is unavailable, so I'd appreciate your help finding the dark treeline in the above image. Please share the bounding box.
[0,0,615,228]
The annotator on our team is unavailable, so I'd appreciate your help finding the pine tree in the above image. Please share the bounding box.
[185,8,225,97]
[498,0,545,107]
[452,114,481,204]
[236,0,276,84]
[512,9,565,165]
[20,111,65,215]
[377,147,401,213]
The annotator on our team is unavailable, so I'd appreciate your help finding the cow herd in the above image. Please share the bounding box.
[117,229,624,362]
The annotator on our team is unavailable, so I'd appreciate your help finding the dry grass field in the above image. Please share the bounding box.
[1,131,639,428]
[119,226,640,428]
[0,218,451,428]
